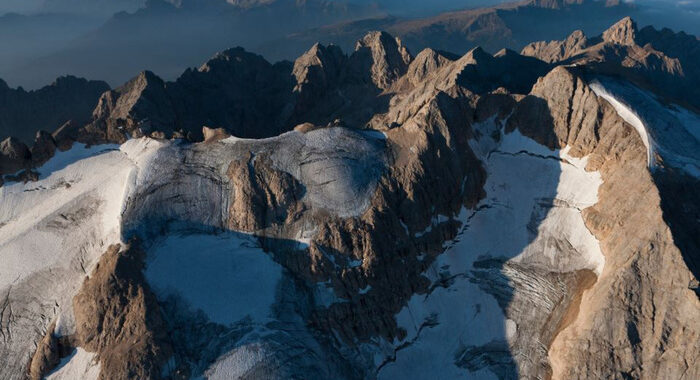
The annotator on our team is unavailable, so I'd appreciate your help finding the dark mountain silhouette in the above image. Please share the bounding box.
[0,76,109,144]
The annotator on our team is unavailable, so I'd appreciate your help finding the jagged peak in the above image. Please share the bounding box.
[198,46,271,73]
[494,48,519,58]
[567,29,587,42]
[0,136,30,158]
[49,75,82,86]
[295,42,345,66]
[119,70,165,92]
[355,30,412,61]
[355,31,397,50]
[406,48,455,85]
[413,48,453,62]
[132,70,161,82]
[293,42,346,91]
[459,46,494,65]
[520,28,590,63]
[214,46,254,58]
[350,30,412,89]
[602,16,638,46]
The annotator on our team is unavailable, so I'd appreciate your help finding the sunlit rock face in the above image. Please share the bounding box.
[1,18,699,380]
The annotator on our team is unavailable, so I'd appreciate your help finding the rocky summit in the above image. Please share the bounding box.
[0,13,699,380]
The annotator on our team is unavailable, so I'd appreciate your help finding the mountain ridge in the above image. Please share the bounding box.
[0,15,698,380]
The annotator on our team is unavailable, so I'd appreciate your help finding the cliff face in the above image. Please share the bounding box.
[0,17,698,380]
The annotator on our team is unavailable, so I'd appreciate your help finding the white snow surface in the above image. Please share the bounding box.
[375,120,604,379]
[45,348,100,380]
[0,127,387,378]
[203,343,268,379]
[0,138,164,335]
[223,128,387,218]
[590,80,655,166]
[144,232,283,326]
[590,77,700,176]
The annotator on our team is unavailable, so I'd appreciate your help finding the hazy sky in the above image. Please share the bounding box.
[0,0,520,16]
[1,0,698,17]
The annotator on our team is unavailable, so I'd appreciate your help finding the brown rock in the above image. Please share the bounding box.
[202,126,231,143]
[27,322,61,380]
[0,136,31,174]
[349,31,413,90]
[226,152,305,233]
[602,16,637,46]
[506,65,700,380]
[72,242,173,380]
[406,48,455,86]
[521,29,589,63]
[30,130,56,167]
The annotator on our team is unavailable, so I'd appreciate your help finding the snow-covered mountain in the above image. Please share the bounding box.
[0,16,699,380]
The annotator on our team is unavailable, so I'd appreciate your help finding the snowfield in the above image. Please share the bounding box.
[45,348,100,380]
[590,77,700,177]
[0,139,164,334]
[374,120,604,379]
[0,128,387,379]
[145,232,284,326]
[589,80,655,166]
[0,138,164,378]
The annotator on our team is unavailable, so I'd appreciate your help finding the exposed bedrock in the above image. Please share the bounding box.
[512,66,699,380]
[2,21,698,380]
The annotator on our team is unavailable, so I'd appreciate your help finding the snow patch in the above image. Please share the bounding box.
[314,280,340,307]
[144,232,283,326]
[0,137,165,358]
[590,77,700,177]
[45,348,100,380]
[590,80,655,166]
[203,343,268,380]
[37,143,120,180]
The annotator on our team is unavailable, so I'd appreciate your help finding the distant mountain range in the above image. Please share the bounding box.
[259,0,639,62]
[1,0,383,88]
[0,0,697,90]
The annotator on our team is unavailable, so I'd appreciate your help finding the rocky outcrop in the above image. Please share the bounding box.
[72,243,173,380]
[28,322,61,380]
[348,31,413,90]
[0,76,109,144]
[521,29,590,63]
[522,16,700,111]
[293,43,346,100]
[81,48,295,144]
[84,71,176,143]
[506,65,700,379]
[201,126,230,143]
[405,48,456,85]
[29,131,56,166]
[0,130,61,182]
[226,153,306,232]
[0,136,30,174]
[601,16,637,46]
